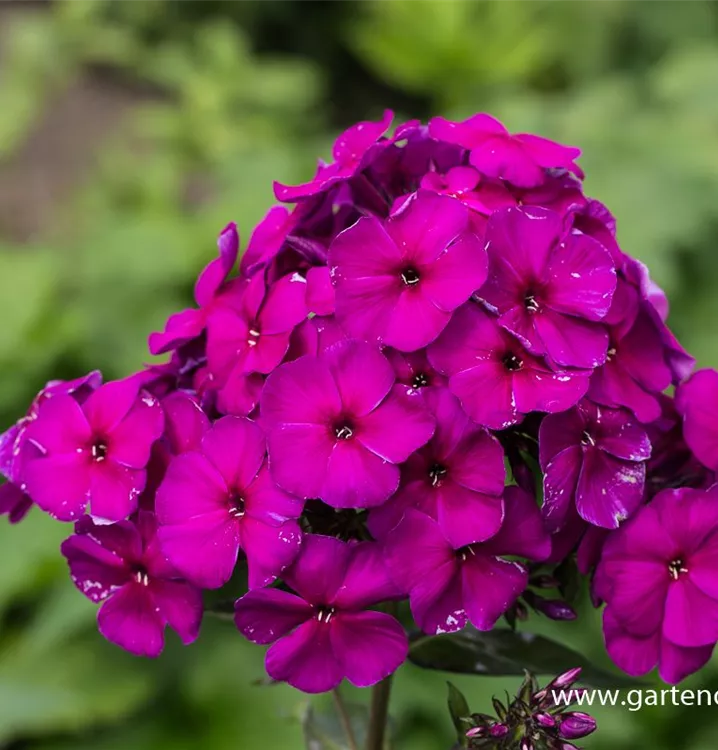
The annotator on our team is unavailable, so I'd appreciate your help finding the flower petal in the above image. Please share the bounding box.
[98,583,165,657]
[266,618,343,693]
[234,588,313,644]
[149,579,203,645]
[462,554,528,631]
[330,611,408,687]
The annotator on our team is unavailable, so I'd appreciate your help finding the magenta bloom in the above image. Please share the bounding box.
[329,191,488,351]
[156,416,303,589]
[275,110,394,202]
[239,206,293,278]
[369,388,505,547]
[539,400,651,531]
[23,378,164,522]
[386,487,551,634]
[62,512,202,657]
[429,303,590,430]
[384,348,447,393]
[479,206,616,369]
[234,535,407,693]
[676,369,718,471]
[596,486,718,683]
[205,271,307,415]
[429,114,583,188]
[261,339,435,508]
[149,223,239,355]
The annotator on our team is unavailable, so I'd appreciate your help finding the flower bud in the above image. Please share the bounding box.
[534,712,556,728]
[559,712,597,739]
[489,723,509,738]
[552,667,582,689]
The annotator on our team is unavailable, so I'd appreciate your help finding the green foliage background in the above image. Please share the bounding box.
[1,1,718,747]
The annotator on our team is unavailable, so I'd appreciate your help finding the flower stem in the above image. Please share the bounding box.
[333,686,359,750]
[366,673,393,750]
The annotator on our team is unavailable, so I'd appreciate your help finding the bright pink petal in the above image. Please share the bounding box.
[330,611,408,687]
[27,394,91,453]
[267,424,335,499]
[306,266,335,316]
[244,465,304,526]
[98,583,165,657]
[155,452,228,525]
[450,363,516,430]
[437,482,504,548]
[387,192,469,265]
[324,340,394,417]
[266,618,343,693]
[283,534,351,605]
[332,541,403,610]
[545,233,616,320]
[201,416,265,490]
[107,392,164,469]
[603,609,658,678]
[333,275,401,345]
[257,272,307,334]
[260,357,341,428]
[357,386,434,463]
[24,453,90,521]
[533,310,609,369]
[161,392,210,455]
[450,429,505,495]
[84,379,140,436]
[470,137,545,188]
[321,440,400,508]
[416,231,487,312]
[664,577,718,647]
[234,588,313,644]
[148,308,205,356]
[157,511,239,589]
[659,636,714,685]
[330,215,401,279]
[382,288,452,352]
[513,365,589,415]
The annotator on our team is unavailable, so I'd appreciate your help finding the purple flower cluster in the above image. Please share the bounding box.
[1,110,714,690]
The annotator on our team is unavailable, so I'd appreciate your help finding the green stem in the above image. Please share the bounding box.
[333,686,359,750]
[366,673,393,750]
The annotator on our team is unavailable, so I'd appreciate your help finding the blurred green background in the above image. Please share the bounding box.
[2,1,718,748]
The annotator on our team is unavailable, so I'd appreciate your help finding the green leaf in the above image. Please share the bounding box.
[446,682,471,746]
[409,628,640,688]
[302,702,369,750]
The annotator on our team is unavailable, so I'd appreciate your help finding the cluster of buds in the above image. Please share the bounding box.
[463,669,596,750]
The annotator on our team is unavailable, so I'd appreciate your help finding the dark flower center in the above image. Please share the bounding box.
[428,463,448,487]
[502,352,524,372]
[668,558,688,580]
[228,493,246,519]
[334,423,354,440]
[524,293,540,313]
[606,346,617,362]
[412,372,430,389]
[247,325,261,348]
[401,267,421,286]
[581,430,596,447]
[91,440,109,462]
[132,565,150,586]
[316,605,336,623]
[458,545,476,562]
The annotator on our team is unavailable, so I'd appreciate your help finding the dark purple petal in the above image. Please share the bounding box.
[98,583,165,657]
[149,579,203,645]
[283,534,351,606]
[462,553,527,630]
[266,618,343,693]
[239,516,302,590]
[330,611,408,687]
[234,588,313,644]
